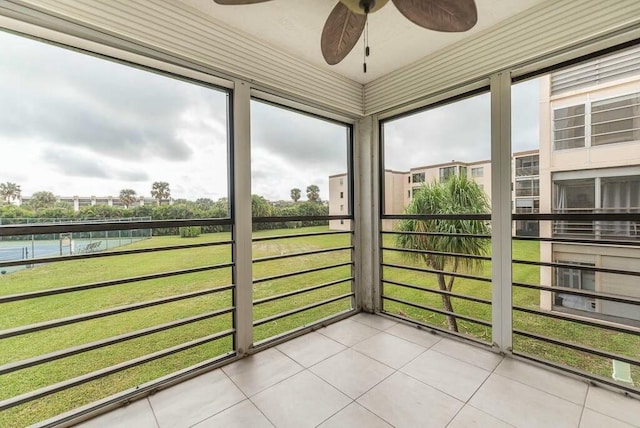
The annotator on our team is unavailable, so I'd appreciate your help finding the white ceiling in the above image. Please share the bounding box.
[178,0,548,84]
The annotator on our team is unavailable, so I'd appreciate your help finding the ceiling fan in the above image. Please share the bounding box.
[213,0,478,69]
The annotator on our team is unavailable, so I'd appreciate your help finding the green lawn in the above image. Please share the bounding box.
[0,226,638,426]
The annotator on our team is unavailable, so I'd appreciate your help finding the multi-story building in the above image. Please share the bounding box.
[513,150,540,236]
[18,195,166,211]
[538,49,640,323]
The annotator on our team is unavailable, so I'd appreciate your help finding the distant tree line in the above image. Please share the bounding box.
[0,181,329,235]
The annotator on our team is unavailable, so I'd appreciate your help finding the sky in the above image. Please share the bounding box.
[0,29,539,203]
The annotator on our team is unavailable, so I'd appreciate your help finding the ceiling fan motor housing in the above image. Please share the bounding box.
[340,0,389,15]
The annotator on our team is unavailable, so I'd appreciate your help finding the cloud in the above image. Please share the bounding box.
[0,31,227,163]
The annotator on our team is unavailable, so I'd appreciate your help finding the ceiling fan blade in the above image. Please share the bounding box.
[392,0,477,32]
[321,2,366,65]
[213,0,273,4]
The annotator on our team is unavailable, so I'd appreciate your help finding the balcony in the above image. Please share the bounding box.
[552,208,640,239]
[72,313,640,428]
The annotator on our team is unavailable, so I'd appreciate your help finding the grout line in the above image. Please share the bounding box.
[146,397,161,428]
[146,396,160,428]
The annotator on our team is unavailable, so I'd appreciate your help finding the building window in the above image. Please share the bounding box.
[407,190,410,198]
[412,172,425,183]
[554,262,596,312]
[515,198,540,236]
[553,105,585,150]
[471,167,483,177]
[591,93,640,146]
[339,178,343,186]
[459,166,467,177]
[515,155,539,176]
[340,191,344,199]
[600,176,640,236]
[515,178,540,197]
[553,178,595,235]
[340,204,344,211]
[439,166,456,181]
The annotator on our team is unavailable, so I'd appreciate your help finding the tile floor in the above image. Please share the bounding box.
[78,314,640,428]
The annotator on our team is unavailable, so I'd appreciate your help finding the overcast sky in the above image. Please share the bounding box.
[0,29,539,203]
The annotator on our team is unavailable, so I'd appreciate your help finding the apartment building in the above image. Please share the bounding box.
[538,49,640,323]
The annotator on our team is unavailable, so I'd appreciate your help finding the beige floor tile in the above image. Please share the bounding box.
[584,386,640,427]
[221,348,303,396]
[358,371,463,428]
[401,349,491,401]
[495,358,588,405]
[431,338,502,371]
[149,370,245,428]
[78,399,158,428]
[192,399,274,428]
[385,322,442,348]
[469,374,582,428]
[318,402,392,428]
[352,331,425,369]
[580,408,636,428]
[251,371,351,428]
[276,331,345,368]
[318,319,380,346]
[447,405,514,428]
[310,348,394,399]
[351,313,398,330]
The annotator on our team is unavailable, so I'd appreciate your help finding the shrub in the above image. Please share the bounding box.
[179,226,201,238]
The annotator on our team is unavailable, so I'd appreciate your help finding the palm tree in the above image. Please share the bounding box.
[150,182,170,205]
[0,182,21,204]
[395,175,490,333]
[290,188,301,202]
[119,188,137,208]
[28,191,57,212]
[306,184,320,202]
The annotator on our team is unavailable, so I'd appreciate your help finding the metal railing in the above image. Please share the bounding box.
[251,215,356,347]
[0,218,236,421]
[379,213,493,346]
[512,211,640,394]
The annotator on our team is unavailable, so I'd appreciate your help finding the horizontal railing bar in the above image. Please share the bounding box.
[382,231,491,239]
[512,259,640,277]
[252,246,352,263]
[254,277,353,306]
[0,329,235,412]
[382,296,492,327]
[513,329,640,367]
[382,263,492,283]
[382,279,492,305]
[0,285,234,339]
[0,307,234,376]
[253,215,351,223]
[512,235,640,247]
[513,281,640,305]
[0,218,232,237]
[512,351,640,396]
[0,263,234,304]
[512,305,640,336]
[253,292,354,327]
[513,213,640,221]
[252,261,353,284]
[382,246,491,261]
[382,214,491,221]
[380,311,492,347]
[0,240,233,269]
[252,230,351,242]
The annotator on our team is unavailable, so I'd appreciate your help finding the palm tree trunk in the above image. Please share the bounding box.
[437,273,459,332]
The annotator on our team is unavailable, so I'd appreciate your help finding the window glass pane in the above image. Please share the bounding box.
[553,105,586,150]
[249,99,352,342]
[0,30,231,426]
[512,45,640,389]
[380,91,491,344]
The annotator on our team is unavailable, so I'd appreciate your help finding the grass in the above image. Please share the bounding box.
[0,225,638,425]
